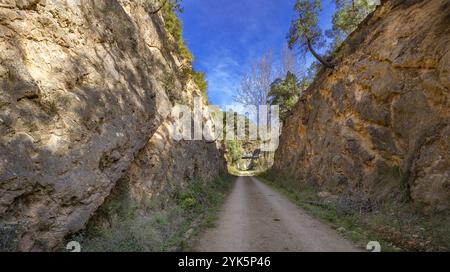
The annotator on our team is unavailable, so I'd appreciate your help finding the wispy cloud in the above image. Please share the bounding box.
[200,49,242,107]
[180,0,336,107]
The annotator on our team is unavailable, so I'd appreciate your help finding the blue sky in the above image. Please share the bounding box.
[180,0,336,108]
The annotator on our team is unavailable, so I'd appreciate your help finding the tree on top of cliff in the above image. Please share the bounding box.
[158,0,193,63]
[288,0,334,68]
[149,0,210,101]
[148,0,182,15]
[192,70,208,98]
[327,0,377,49]
[288,0,377,69]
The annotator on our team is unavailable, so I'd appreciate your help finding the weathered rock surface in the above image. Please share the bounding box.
[273,0,449,212]
[0,0,225,251]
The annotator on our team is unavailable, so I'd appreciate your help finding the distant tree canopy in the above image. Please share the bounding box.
[268,72,310,122]
[220,110,252,166]
[226,139,243,165]
[288,0,377,69]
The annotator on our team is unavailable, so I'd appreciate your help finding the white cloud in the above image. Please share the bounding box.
[200,49,242,107]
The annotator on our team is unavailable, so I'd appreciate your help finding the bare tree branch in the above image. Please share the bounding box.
[234,51,274,109]
[280,45,304,78]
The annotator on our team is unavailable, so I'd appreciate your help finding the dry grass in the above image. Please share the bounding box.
[65,174,235,252]
[259,172,450,252]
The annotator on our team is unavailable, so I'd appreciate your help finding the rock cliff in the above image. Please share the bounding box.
[272,0,449,212]
[0,0,226,251]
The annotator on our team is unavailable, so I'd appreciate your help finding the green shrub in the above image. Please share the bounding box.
[151,212,169,226]
[160,1,209,101]
[162,1,193,63]
[69,175,235,252]
[179,195,197,211]
[225,140,243,166]
[191,70,208,97]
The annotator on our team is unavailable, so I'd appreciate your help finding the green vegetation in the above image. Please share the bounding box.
[221,110,259,169]
[328,0,376,49]
[288,0,333,68]
[226,140,243,166]
[259,172,450,252]
[271,0,377,124]
[267,61,318,124]
[227,164,242,176]
[67,175,235,252]
[288,0,377,69]
[157,0,209,100]
[161,0,193,62]
[268,72,309,122]
[191,70,209,98]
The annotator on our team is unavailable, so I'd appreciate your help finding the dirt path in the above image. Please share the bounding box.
[193,176,361,252]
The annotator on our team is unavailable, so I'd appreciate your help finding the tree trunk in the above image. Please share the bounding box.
[306,39,334,69]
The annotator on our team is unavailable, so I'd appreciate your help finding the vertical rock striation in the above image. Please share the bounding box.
[0,0,225,251]
[273,0,449,212]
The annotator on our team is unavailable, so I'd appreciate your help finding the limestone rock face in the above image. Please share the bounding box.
[125,118,226,201]
[0,0,225,251]
[273,0,449,212]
